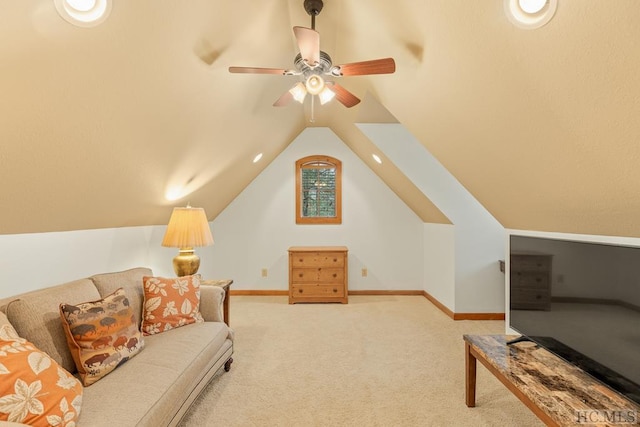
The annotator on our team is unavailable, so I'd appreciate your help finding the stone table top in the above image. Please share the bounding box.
[463,334,640,426]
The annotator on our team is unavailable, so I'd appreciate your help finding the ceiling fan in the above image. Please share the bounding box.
[229,0,395,112]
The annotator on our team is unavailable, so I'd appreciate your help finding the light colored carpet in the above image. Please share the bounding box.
[179,296,543,426]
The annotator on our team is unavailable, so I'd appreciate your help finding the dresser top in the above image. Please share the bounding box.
[288,246,348,252]
[511,251,553,257]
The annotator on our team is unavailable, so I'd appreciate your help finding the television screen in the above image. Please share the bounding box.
[509,235,640,404]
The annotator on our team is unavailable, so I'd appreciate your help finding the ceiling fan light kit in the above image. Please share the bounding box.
[289,83,307,103]
[229,0,396,114]
[305,75,325,95]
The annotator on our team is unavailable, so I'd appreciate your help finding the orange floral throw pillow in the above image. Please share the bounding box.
[59,288,144,386]
[141,274,204,336]
[0,323,83,426]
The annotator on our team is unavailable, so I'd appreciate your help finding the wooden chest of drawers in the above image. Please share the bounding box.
[288,246,348,304]
[510,252,552,311]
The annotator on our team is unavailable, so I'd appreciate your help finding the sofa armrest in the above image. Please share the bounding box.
[199,283,225,323]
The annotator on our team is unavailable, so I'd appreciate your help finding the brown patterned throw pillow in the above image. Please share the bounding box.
[141,274,204,336]
[59,288,144,386]
[0,323,83,426]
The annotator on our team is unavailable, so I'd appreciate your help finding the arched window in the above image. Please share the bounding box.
[296,155,342,224]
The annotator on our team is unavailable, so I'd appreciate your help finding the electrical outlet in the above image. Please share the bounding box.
[261,268,268,278]
[362,268,367,277]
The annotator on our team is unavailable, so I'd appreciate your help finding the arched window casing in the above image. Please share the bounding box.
[296,155,342,224]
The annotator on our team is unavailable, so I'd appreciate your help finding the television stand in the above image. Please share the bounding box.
[464,335,640,426]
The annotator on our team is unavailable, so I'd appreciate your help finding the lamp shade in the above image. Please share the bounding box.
[161,206,214,249]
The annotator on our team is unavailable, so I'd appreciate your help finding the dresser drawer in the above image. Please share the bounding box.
[291,252,345,268]
[291,268,344,282]
[291,283,345,298]
[510,288,551,310]
[510,255,551,272]
[510,272,549,289]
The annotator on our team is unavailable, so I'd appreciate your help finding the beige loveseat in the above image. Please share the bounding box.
[0,267,234,426]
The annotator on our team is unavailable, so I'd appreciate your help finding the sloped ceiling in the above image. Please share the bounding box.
[1,1,639,237]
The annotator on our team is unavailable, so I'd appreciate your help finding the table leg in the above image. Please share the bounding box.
[465,341,477,407]
[223,287,230,326]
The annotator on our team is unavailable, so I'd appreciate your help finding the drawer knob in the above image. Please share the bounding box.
[333,288,337,293]
[332,273,337,278]
[299,289,303,293]
[333,258,337,262]
[298,273,303,278]
[299,259,303,262]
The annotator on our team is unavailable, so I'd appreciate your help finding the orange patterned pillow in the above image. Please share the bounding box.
[0,323,83,426]
[141,274,204,335]
[59,288,144,386]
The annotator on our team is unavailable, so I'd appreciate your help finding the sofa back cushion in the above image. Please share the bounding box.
[90,267,152,328]
[3,279,101,374]
[0,311,11,329]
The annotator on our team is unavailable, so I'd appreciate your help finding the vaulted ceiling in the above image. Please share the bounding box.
[2,1,640,237]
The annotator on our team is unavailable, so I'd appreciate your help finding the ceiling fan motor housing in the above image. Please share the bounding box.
[294,51,332,78]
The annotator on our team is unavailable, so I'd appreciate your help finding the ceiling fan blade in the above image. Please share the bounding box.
[327,83,361,108]
[332,58,396,76]
[228,66,288,75]
[293,26,320,66]
[273,90,294,107]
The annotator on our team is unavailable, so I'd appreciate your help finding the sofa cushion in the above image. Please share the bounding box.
[141,275,204,336]
[90,267,152,328]
[79,321,232,426]
[59,288,144,386]
[0,323,83,426]
[4,279,101,374]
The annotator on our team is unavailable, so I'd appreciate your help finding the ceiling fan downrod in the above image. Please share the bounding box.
[304,0,323,30]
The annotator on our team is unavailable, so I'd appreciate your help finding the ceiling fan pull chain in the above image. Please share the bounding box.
[310,95,315,123]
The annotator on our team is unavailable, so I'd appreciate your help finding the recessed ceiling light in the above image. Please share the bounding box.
[372,154,382,164]
[54,0,112,27]
[518,0,546,14]
[505,0,557,29]
[67,0,96,12]
[253,153,263,163]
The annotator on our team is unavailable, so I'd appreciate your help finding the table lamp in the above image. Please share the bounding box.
[161,205,214,276]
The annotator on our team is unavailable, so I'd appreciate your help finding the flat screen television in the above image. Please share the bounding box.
[509,234,640,405]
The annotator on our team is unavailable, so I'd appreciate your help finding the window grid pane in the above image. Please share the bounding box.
[301,167,336,218]
[295,155,342,225]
